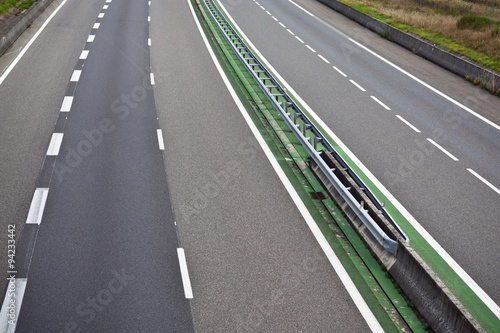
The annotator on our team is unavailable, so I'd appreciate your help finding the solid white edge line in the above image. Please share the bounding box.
[370,96,391,110]
[60,96,74,112]
[0,278,27,332]
[349,38,500,132]
[217,0,500,319]
[150,73,155,85]
[349,79,366,92]
[70,70,82,82]
[333,66,347,77]
[426,138,459,161]
[306,44,316,53]
[157,129,165,150]
[177,248,193,299]
[26,188,49,225]
[0,0,70,86]
[396,115,421,133]
[148,38,151,46]
[188,1,383,330]
[46,133,63,156]
[288,0,315,16]
[467,169,500,196]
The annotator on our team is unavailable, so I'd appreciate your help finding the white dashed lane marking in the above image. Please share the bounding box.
[306,45,316,53]
[370,96,391,110]
[396,115,421,133]
[467,169,500,195]
[349,79,365,92]
[427,139,459,161]
[46,133,64,156]
[60,96,74,112]
[70,70,82,82]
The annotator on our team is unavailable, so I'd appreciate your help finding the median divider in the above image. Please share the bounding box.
[202,0,486,331]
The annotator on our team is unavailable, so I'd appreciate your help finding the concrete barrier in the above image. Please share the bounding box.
[317,0,500,94]
[0,0,56,56]
[311,150,484,332]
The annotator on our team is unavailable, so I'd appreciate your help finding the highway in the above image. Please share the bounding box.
[0,0,396,331]
[218,0,500,310]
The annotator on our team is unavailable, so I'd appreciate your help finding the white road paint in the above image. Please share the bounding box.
[177,248,193,299]
[272,16,278,21]
[98,13,105,18]
[349,79,366,92]
[467,169,500,196]
[79,50,89,60]
[106,0,112,3]
[350,38,500,132]
[70,70,82,82]
[295,36,304,43]
[0,0,71,86]
[333,66,347,77]
[318,55,330,64]
[93,23,100,29]
[287,29,295,36]
[87,35,95,42]
[305,45,316,53]
[0,278,27,333]
[26,188,49,225]
[266,11,272,16]
[60,96,74,112]
[260,5,265,10]
[103,5,109,9]
[370,96,391,110]
[150,73,155,85]
[225,1,500,319]
[396,115,421,133]
[427,139,459,161]
[288,0,314,16]
[46,133,63,156]
[148,16,151,22]
[157,129,165,150]
[189,1,383,330]
[279,22,286,29]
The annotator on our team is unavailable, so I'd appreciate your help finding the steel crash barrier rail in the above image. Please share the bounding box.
[201,0,407,256]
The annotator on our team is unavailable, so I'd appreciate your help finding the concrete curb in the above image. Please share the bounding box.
[317,0,500,94]
[0,0,56,56]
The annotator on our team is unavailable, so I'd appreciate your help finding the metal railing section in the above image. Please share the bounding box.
[201,0,408,255]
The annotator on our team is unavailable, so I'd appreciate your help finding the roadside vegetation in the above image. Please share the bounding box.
[0,0,37,16]
[337,0,500,72]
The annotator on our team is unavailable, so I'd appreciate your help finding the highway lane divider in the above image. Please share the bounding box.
[198,0,485,331]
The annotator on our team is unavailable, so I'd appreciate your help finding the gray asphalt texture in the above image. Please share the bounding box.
[221,0,500,305]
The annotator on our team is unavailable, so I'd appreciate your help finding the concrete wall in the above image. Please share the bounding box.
[318,0,500,94]
[310,151,484,332]
[0,0,56,56]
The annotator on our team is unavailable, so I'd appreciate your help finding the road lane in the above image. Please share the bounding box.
[0,0,105,296]
[15,0,193,331]
[220,0,500,307]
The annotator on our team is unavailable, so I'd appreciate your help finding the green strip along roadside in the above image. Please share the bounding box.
[193,0,428,331]
[210,1,500,331]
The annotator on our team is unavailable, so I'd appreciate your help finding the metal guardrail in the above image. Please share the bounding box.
[201,0,408,255]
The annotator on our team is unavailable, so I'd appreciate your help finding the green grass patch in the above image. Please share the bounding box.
[0,0,20,16]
